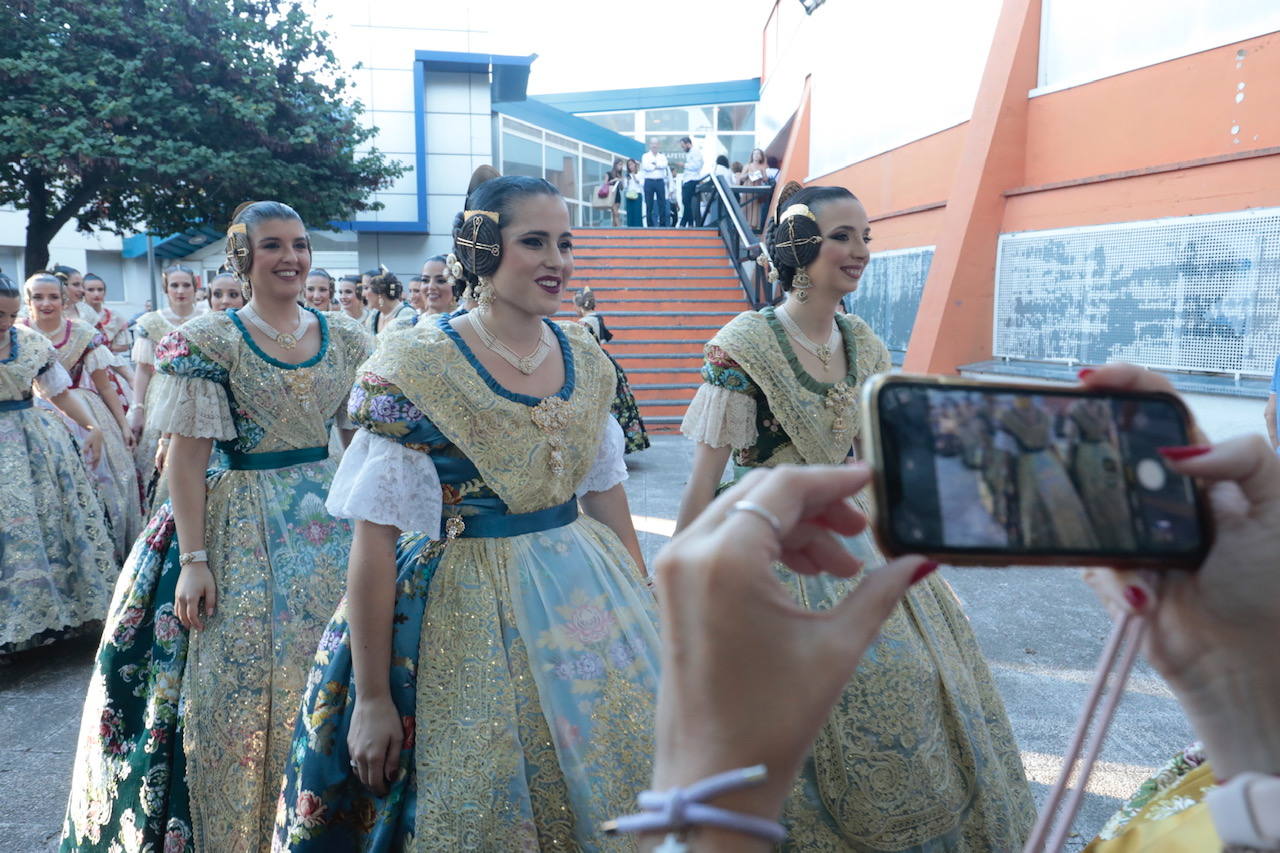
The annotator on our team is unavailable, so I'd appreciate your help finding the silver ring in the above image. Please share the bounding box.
[729,500,783,538]
[349,759,358,769]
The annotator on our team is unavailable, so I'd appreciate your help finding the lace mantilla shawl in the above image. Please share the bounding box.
[0,325,58,400]
[706,309,890,466]
[156,310,372,451]
[359,319,615,514]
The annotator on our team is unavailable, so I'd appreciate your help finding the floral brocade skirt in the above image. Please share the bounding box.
[274,515,660,852]
[0,406,116,652]
[61,458,352,853]
[604,350,649,455]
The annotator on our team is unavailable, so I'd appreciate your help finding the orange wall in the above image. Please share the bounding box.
[810,124,966,250]
[798,31,1279,249]
[1022,33,1279,187]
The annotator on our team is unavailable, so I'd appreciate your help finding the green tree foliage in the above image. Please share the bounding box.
[0,0,406,271]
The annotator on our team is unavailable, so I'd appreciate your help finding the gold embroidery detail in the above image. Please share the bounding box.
[360,321,613,513]
[823,382,858,434]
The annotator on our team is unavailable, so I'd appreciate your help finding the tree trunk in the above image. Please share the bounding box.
[23,218,53,275]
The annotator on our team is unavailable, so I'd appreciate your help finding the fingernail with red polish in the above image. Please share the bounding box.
[1077,368,1095,381]
[1157,445,1212,461]
[1123,585,1148,611]
[910,561,939,585]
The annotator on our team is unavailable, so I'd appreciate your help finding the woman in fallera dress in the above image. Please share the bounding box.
[84,273,132,356]
[364,268,416,334]
[22,272,142,563]
[420,254,459,315]
[0,272,117,654]
[675,182,1035,851]
[573,287,650,454]
[305,269,338,313]
[128,263,202,506]
[206,270,246,312]
[336,274,368,323]
[61,201,373,853]
[274,174,660,851]
[54,263,100,325]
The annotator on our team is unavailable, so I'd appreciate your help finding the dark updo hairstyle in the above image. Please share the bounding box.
[83,272,106,288]
[0,268,18,299]
[367,268,403,300]
[51,263,80,283]
[450,167,562,293]
[224,201,306,282]
[764,182,858,292]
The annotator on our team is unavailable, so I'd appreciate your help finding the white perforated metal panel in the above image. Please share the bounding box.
[993,208,1280,377]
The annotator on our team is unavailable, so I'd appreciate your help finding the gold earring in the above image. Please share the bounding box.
[791,267,812,303]
[477,276,495,309]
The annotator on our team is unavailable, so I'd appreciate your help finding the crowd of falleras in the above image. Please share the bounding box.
[0,168,1276,852]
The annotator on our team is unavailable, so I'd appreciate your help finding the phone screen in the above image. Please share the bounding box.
[874,381,1206,560]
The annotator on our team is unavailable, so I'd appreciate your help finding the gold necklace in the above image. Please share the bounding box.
[240,304,306,349]
[471,310,554,375]
[776,306,840,368]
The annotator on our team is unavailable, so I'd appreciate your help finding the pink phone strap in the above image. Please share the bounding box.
[1023,611,1148,852]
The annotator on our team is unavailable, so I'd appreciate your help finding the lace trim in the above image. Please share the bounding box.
[156,376,236,440]
[326,430,442,532]
[34,361,73,397]
[680,383,758,449]
[578,416,628,495]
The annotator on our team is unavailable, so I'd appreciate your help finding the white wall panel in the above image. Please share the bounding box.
[1037,0,1280,93]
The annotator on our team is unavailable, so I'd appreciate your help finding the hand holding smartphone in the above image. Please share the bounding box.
[861,374,1211,568]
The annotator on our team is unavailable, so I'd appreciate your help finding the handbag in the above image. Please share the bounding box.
[597,179,613,199]
[591,179,615,208]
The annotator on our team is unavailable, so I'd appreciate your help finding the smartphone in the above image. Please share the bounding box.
[861,374,1211,568]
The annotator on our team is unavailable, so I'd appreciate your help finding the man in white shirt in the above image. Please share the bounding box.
[640,140,670,227]
[679,136,705,227]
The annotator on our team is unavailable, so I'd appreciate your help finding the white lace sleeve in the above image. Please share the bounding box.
[577,416,628,495]
[680,383,758,449]
[33,361,73,397]
[82,345,114,375]
[131,336,156,366]
[326,430,442,533]
[156,376,236,440]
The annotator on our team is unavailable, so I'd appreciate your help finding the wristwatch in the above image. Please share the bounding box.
[1207,772,1280,849]
[178,550,208,567]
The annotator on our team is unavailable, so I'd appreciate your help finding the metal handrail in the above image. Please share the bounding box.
[695,176,778,308]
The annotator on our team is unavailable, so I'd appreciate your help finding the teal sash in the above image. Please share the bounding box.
[220,445,329,471]
[0,397,34,411]
[440,496,578,539]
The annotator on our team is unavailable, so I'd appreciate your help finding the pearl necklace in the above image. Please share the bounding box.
[471,310,554,375]
[776,306,840,368]
[240,304,307,349]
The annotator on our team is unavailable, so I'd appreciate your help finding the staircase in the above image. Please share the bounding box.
[562,228,749,432]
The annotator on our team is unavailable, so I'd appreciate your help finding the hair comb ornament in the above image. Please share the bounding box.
[463,210,500,224]
[456,219,500,258]
[445,253,464,281]
[778,203,817,223]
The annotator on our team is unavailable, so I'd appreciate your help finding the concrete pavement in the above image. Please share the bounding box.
[0,434,1194,852]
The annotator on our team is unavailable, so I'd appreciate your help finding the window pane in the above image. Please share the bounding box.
[502,116,541,138]
[582,112,635,134]
[85,250,124,301]
[502,132,543,179]
[546,131,577,150]
[545,146,579,200]
[644,108,689,133]
[718,134,757,167]
[582,157,612,204]
[717,104,756,132]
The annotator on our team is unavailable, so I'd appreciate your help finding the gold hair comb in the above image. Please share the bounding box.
[463,210,500,224]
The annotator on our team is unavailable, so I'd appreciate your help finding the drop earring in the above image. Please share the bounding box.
[791,267,812,303]
[477,276,496,309]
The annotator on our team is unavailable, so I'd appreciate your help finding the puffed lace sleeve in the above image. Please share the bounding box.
[33,360,73,397]
[680,344,758,449]
[82,341,115,374]
[131,335,157,366]
[577,415,628,495]
[325,431,442,532]
[153,329,236,440]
